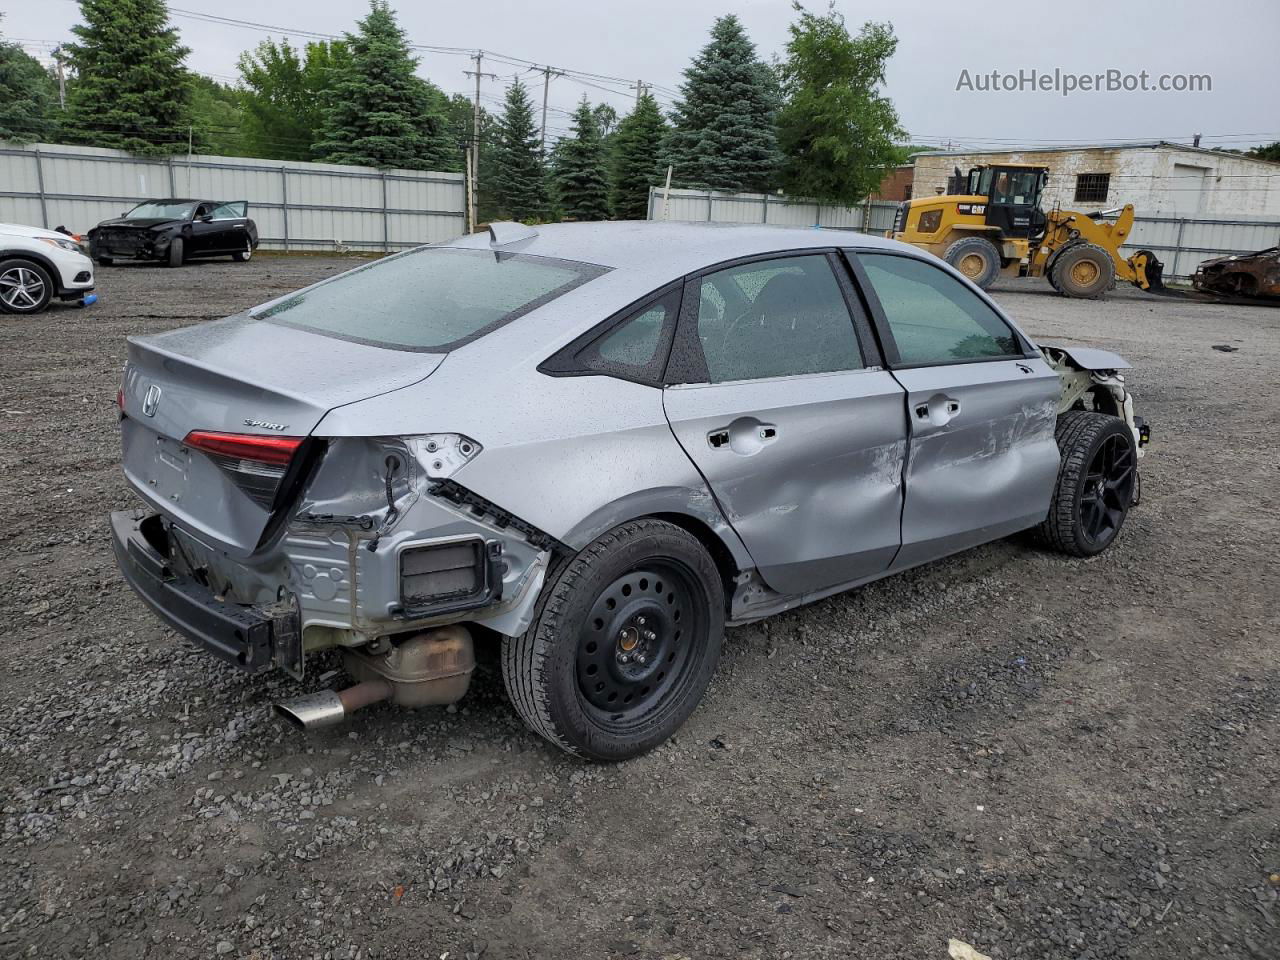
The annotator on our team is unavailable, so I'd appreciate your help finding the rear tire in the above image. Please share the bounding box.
[502,519,724,761]
[1051,242,1112,299]
[1037,411,1137,557]
[167,237,184,268]
[0,258,54,315]
[944,236,1001,289]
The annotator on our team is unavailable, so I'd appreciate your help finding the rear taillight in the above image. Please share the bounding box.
[184,431,304,509]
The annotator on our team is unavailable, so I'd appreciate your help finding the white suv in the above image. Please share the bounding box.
[0,221,97,315]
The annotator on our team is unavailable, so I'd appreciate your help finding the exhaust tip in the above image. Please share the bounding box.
[272,689,347,730]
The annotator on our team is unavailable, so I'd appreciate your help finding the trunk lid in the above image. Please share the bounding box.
[121,313,444,557]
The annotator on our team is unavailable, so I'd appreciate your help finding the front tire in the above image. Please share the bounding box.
[167,237,184,268]
[96,256,114,267]
[232,240,253,263]
[1051,242,1112,299]
[0,258,54,315]
[1037,411,1137,557]
[503,519,724,761]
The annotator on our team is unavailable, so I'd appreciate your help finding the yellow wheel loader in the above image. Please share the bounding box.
[890,164,1166,299]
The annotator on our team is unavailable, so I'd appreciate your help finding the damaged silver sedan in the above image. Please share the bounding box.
[111,221,1150,760]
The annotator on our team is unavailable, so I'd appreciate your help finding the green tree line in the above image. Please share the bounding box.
[7,2,1276,222]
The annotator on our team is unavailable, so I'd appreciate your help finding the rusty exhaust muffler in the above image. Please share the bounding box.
[272,679,392,730]
[273,625,475,731]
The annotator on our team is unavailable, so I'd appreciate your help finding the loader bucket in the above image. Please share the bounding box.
[1135,250,1166,293]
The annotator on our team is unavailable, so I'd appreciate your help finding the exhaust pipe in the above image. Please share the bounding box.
[273,679,392,730]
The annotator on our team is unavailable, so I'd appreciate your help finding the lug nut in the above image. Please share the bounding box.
[643,630,657,641]
[636,616,646,626]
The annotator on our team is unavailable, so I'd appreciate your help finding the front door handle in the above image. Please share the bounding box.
[707,429,730,448]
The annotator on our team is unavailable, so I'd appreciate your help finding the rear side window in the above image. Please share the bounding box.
[255,247,608,352]
[858,254,1024,365]
[693,254,863,383]
[540,287,681,386]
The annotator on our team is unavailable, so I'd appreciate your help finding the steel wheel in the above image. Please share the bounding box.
[577,563,698,725]
[0,265,47,311]
[1080,433,1135,548]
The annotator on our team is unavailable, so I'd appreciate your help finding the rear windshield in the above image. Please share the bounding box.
[253,247,609,351]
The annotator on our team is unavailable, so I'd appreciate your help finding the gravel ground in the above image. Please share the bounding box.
[1,255,1276,960]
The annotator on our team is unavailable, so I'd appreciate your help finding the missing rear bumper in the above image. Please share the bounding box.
[110,510,301,675]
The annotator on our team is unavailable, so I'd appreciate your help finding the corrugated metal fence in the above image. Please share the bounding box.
[649,185,1279,280]
[647,185,898,234]
[0,141,466,251]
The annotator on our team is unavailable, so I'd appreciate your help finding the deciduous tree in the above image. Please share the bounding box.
[776,2,905,205]
[0,18,60,143]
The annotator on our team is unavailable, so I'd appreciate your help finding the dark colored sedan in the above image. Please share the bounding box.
[88,199,259,268]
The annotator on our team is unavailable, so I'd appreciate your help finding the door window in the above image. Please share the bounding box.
[693,255,862,383]
[210,202,247,220]
[859,254,1024,365]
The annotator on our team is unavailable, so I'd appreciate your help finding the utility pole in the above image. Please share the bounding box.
[52,47,67,110]
[463,52,497,231]
[186,126,193,196]
[539,65,564,154]
[631,80,647,106]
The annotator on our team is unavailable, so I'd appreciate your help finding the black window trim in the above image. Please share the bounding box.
[537,280,684,388]
[844,247,1039,370]
[664,247,884,386]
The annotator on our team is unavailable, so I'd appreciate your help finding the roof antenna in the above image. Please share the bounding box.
[488,222,539,247]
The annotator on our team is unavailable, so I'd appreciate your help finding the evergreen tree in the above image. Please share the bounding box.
[611,92,669,220]
[315,1,452,171]
[189,75,245,157]
[0,18,60,143]
[239,39,347,161]
[488,79,548,222]
[554,97,610,221]
[62,0,193,154]
[665,15,781,192]
[776,3,904,205]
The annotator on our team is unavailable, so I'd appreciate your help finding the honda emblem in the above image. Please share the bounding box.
[142,384,162,417]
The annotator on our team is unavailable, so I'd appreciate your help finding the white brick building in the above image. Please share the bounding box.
[911,141,1280,218]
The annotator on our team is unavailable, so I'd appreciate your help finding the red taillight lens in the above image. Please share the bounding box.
[183,431,304,509]
[184,431,303,465]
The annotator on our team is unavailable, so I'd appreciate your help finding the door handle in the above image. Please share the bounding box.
[1016,362,1034,374]
[915,396,961,424]
[707,429,730,448]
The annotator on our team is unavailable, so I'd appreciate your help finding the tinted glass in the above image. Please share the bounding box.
[860,254,1023,364]
[210,202,247,220]
[694,255,862,383]
[595,303,666,367]
[255,248,607,351]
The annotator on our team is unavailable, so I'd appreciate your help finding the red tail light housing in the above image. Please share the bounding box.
[184,431,305,509]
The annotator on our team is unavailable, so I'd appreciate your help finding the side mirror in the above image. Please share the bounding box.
[199,214,213,223]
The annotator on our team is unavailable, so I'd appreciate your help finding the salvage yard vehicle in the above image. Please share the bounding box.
[891,164,1166,299]
[0,221,96,314]
[111,222,1150,761]
[1193,245,1280,300]
[88,199,259,267]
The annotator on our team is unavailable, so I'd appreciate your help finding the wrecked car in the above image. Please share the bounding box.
[1193,246,1280,300]
[111,221,1150,761]
[88,199,258,268]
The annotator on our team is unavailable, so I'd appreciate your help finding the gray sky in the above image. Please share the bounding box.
[5,0,1279,150]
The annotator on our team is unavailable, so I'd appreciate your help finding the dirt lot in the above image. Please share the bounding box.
[1,255,1276,960]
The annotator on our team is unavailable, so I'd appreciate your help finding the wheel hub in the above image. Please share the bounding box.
[1080,434,1135,546]
[577,567,693,716]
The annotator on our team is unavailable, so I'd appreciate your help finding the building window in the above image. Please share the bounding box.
[1074,173,1110,204]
